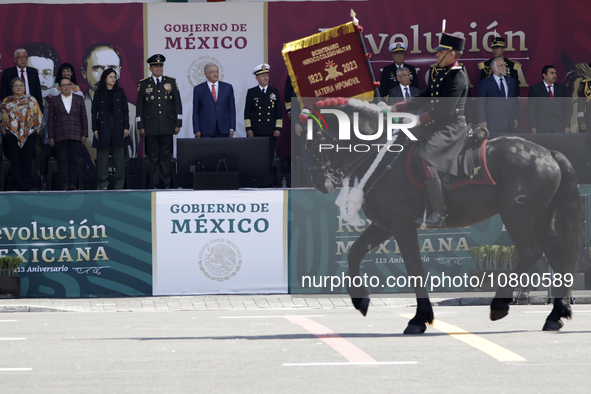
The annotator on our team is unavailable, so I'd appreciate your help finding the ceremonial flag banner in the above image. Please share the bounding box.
[282,22,375,99]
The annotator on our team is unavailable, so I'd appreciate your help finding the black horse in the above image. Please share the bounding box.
[305,101,580,334]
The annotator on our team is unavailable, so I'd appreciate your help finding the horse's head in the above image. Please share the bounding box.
[303,100,350,193]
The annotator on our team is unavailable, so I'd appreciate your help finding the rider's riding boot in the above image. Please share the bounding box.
[415,177,447,228]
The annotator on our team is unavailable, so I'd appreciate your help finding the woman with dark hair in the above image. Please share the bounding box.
[47,75,87,190]
[1,77,45,190]
[91,68,129,189]
[47,63,83,98]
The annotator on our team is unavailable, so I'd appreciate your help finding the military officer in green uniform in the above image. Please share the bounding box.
[244,63,282,176]
[577,70,591,132]
[136,54,182,189]
[478,36,521,87]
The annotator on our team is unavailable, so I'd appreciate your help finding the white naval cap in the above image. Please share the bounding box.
[388,42,408,53]
[252,63,270,75]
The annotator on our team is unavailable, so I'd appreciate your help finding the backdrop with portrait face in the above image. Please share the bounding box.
[0,3,143,99]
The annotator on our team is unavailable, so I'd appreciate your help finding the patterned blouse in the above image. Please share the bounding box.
[1,95,45,148]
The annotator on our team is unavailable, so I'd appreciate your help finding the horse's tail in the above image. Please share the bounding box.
[551,150,581,274]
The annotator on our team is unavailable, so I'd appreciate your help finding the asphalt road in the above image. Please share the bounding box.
[2,303,591,394]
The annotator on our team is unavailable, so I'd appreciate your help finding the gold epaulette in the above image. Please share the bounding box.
[583,78,591,83]
[165,76,176,80]
[477,61,486,70]
[140,77,150,82]
[511,60,522,70]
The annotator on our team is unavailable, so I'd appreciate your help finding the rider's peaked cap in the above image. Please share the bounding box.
[435,33,465,52]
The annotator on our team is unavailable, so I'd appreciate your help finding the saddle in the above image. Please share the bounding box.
[407,135,495,190]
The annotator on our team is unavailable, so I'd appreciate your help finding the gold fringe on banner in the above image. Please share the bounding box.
[282,22,356,54]
[282,22,373,102]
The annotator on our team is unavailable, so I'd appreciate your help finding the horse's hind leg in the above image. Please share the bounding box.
[347,223,392,316]
[491,216,543,321]
[532,213,572,331]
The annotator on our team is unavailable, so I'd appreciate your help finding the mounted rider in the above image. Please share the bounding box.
[392,31,469,228]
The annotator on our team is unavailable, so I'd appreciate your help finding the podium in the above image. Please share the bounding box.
[177,137,272,189]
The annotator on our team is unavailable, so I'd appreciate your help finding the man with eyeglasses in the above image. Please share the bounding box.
[23,42,61,99]
[1,48,44,112]
[387,67,420,103]
[80,43,138,161]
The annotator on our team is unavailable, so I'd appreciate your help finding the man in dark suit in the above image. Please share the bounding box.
[1,48,44,112]
[379,42,419,98]
[387,67,420,103]
[244,63,282,175]
[192,63,236,138]
[476,57,519,138]
[47,76,87,190]
[527,65,572,133]
[478,36,522,87]
[136,54,183,189]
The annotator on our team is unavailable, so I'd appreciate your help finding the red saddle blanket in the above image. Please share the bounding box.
[407,140,495,190]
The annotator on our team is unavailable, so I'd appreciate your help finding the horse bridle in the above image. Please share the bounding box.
[307,127,408,187]
[306,127,374,186]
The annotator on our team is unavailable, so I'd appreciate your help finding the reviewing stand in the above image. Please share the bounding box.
[177,137,272,189]
[193,159,239,190]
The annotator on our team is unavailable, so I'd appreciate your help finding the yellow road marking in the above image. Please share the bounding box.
[401,314,526,362]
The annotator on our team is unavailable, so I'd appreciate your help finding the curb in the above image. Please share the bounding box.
[0,305,72,313]
[2,293,591,313]
[433,296,591,307]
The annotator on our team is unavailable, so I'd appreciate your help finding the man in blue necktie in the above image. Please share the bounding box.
[476,57,519,138]
[387,67,420,104]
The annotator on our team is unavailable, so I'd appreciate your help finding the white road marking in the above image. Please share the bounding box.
[0,368,32,372]
[283,361,418,367]
[525,311,591,313]
[0,338,26,341]
[0,320,18,322]
[220,315,324,319]
[285,316,376,363]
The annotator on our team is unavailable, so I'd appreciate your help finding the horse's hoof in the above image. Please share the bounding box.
[490,308,509,321]
[351,298,370,316]
[404,324,426,335]
[542,319,564,331]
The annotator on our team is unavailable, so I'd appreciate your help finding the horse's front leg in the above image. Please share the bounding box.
[346,223,392,316]
[395,227,434,334]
